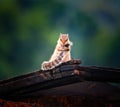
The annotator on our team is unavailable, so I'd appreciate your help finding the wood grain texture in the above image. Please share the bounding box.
[0,59,120,106]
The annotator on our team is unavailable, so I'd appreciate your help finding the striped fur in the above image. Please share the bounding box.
[41,51,65,70]
[41,33,72,70]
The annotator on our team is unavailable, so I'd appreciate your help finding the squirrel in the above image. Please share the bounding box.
[41,33,73,70]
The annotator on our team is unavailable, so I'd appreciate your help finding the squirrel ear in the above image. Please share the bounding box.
[60,33,62,38]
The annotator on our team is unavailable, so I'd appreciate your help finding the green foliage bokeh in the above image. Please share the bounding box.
[0,0,120,79]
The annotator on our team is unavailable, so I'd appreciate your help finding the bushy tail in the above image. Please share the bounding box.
[41,51,66,70]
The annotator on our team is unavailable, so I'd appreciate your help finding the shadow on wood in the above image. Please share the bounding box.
[0,59,120,107]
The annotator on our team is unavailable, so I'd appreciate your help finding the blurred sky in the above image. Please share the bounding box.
[0,0,120,79]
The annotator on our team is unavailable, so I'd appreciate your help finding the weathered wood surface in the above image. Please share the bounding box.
[0,59,120,99]
[0,59,80,97]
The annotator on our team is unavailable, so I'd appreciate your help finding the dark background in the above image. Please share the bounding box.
[0,0,120,79]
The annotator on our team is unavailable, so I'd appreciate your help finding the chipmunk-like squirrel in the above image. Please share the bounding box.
[41,33,73,70]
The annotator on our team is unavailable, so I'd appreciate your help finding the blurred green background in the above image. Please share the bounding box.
[0,0,120,80]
